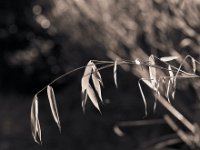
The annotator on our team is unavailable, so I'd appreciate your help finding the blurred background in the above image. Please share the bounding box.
[1,0,200,149]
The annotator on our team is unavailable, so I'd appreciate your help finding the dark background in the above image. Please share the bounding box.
[0,0,200,149]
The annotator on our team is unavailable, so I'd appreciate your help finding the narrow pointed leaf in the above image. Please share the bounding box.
[149,55,157,89]
[87,84,101,112]
[168,65,174,83]
[47,85,61,132]
[92,65,103,86]
[81,61,93,111]
[113,59,118,88]
[81,90,88,113]
[81,61,102,112]
[160,56,178,62]
[166,66,173,102]
[91,65,103,102]
[166,79,171,103]
[192,58,196,73]
[154,83,160,112]
[30,95,42,144]
[172,91,176,99]
[81,61,93,93]
[138,81,148,116]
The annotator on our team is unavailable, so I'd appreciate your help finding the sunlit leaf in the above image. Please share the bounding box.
[30,95,42,144]
[149,55,157,89]
[87,84,101,112]
[138,81,148,116]
[154,81,161,112]
[47,85,61,132]
[81,61,93,93]
[192,58,196,73]
[113,59,118,88]
[81,61,93,110]
[92,65,103,86]
[160,56,178,62]
[166,79,171,103]
[92,64,103,102]
[81,61,102,112]
[168,65,174,83]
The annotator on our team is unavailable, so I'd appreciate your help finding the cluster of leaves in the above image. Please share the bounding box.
[30,55,200,145]
[31,85,61,144]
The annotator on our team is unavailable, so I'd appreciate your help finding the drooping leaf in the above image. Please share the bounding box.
[47,85,61,132]
[113,59,118,88]
[92,64,103,86]
[160,56,178,62]
[30,95,42,144]
[87,84,101,112]
[154,81,162,112]
[81,61,102,112]
[91,64,103,102]
[81,90,87,113]
[81,61,93,94]
[81,61,93,110]
[138,81,148,117]
[149,55,157,89]
[191,57,196,73]
[172,90,176,99]
[166,79,171,103]
[168,65,174,83]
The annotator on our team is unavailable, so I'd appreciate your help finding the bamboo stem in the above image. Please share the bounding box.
[154,94,195,133]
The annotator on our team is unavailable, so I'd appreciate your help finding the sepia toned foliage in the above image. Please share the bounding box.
[31,54,200,148]
[27,0,200,149]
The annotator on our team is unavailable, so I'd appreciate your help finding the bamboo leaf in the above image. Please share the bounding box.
[166,79,171,103]
[172,91,176,99]
[81,61,93,93]
[113,59,118,88]
[87,84,101,112]
[168,65,174,83]
[81,90,87,113]
[191,57,196,73]
[81,61,93,110]
[160,56,178,62]
[138,81,148,116]
[91,64,103,102]
[30,95,42,144]
[47,85,61,132]
[92,65,103,86]
[153,82,161,112]
[149,55,157,89]
[92,73,103,101]
[81,61,102,112]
